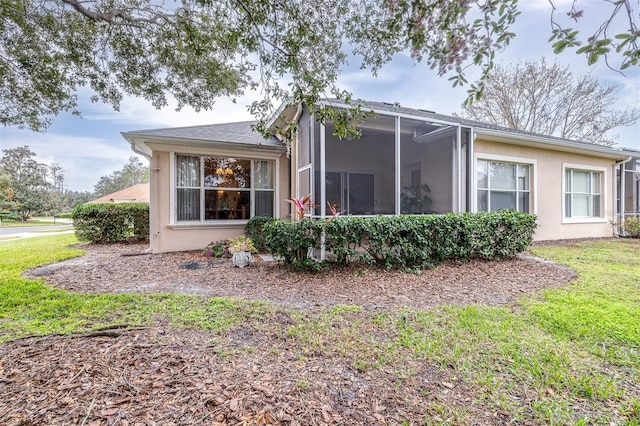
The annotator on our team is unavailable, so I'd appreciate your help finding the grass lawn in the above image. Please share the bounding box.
[0,235,638,424]
[0,216,72,227]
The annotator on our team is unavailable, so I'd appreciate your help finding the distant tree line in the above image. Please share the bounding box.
[93,157,149,198]
[0,146,148,222]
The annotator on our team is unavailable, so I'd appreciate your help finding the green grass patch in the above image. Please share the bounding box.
[529,239,640,365]
[0,217,70,227]
[1,235,638,424]
[0,235,267,341]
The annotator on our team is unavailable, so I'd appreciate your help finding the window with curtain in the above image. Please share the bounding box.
[477,160,531,213]
[565,168,602,218]
[176,155,275,221]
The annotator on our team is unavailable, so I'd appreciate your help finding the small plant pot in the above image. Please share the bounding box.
[232,251,253,268]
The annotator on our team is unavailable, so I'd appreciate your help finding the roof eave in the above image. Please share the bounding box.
[121,132,286,154]
[474,128,630,160]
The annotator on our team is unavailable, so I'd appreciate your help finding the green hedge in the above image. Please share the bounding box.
[245,216,278,252]
[72,203,149,243]
[264,211,537,271]
[619,217,640,238]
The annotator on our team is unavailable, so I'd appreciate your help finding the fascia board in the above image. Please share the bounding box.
[474,128,630,160]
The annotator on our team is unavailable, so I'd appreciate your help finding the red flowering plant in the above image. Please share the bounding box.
[327,201,343,218]
[287,196,317,219]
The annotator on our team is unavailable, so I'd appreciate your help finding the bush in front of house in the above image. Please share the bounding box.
[263,210,537,271]
[245,216,277,252]
[72,202,149,243]
[263,218,325,270]
[619,217,640,238]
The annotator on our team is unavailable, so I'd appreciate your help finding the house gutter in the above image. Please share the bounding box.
[474,128,630,160]
[273,102,303,146]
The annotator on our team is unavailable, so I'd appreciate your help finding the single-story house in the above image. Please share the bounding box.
[88,183,150,204]
[122,100,640,253]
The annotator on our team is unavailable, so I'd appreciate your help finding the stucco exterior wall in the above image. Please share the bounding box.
[474,139,617,241]
[147,145,289,253]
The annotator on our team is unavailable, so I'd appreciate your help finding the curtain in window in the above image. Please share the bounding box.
[177,155,199,187]
[176,156,201,221]
[177,189,200,220]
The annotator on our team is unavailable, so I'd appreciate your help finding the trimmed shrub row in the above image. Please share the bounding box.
[261,211,537,271]
[72,203,149,243]
[619,217,640,238]
[245,216,277,252]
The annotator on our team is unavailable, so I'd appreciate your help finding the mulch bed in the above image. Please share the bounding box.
[1,242,581,425]
[24,242,577,309]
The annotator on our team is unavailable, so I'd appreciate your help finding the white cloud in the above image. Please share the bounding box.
[0,128,144,193]
[82,92,258,128]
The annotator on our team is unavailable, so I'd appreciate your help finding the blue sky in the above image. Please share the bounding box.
[1,1,638,193]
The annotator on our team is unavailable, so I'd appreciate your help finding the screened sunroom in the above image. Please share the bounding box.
[295,104,473,218]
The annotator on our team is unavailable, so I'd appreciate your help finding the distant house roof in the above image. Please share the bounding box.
[88,183,149,204]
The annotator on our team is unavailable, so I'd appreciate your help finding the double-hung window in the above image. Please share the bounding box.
[176,155,275,221]
[477,159,531,213]
[564,167,602,219]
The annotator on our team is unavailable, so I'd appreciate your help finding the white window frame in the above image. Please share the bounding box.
[562,163,607,223]
[169,151,280,227]
[472,153,537,214]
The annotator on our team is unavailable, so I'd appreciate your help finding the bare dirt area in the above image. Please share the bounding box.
[1,243,579,425]
[25,242,576,309]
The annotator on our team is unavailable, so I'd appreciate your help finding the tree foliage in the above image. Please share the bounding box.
[0,146,59,220]
[93,156,149,198]
[459,59,639,146]
[1,0,637,135]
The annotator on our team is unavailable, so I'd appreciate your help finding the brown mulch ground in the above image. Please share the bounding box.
[1,242,580,425]
[24,242,576,309]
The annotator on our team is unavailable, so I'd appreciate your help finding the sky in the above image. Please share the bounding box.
[1,1,639,193]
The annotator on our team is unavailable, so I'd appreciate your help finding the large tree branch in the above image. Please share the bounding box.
[59,0,169,25]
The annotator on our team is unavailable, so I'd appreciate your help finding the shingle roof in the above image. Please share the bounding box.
[123,121,283,148]
[88,183,149,204]
[324,99,634,158]
[346,100,588,145]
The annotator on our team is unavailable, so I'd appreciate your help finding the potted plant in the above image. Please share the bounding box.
[228,235,257,268]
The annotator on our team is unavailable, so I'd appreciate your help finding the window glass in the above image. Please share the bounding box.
[593,195,601,217]
[490,191,516,211]
[204,190,250,220]
[564,168,603,219]
[518,192,530,213]
[254,160,274,189]
[572,170,591,193]
[476,160,488,189]
[477,190,488,211]
[565,193,572,217]
[490,162,516,190]
[255,191,274,217]
[176,155,274,221]
[177,155,200,187]
[203,158,251,188]
[518,164,530,190]
[176,188,200,220]
[572,194,590,217]
[476,160,530,213]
